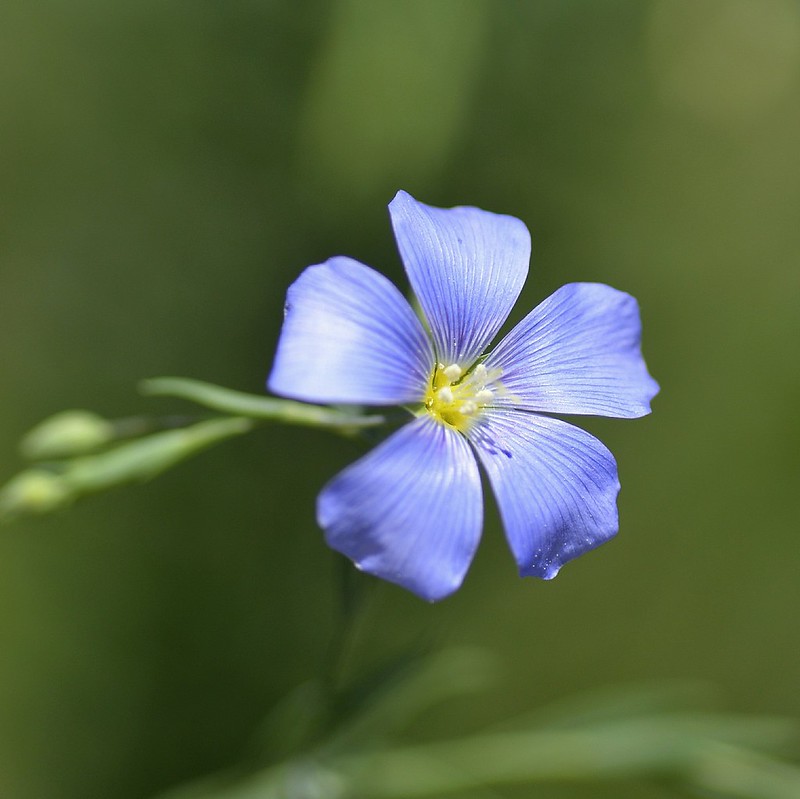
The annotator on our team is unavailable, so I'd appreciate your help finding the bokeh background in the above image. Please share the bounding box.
[2,1,799,797]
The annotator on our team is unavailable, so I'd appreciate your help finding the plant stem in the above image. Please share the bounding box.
[141,377,386,433]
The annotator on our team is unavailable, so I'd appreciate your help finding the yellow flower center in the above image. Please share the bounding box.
[424,362,498,432]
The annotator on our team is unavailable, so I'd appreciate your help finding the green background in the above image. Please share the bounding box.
[2,1,799,797]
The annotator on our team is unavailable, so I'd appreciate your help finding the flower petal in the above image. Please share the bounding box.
[389,190,531,367]
[318,416,483,601]
[268,257,434,405]
[484,283,659,418]
[470,410,620,579]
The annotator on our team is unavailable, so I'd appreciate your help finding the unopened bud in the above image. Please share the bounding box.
[20,410,115,460]
[0,470,72,521]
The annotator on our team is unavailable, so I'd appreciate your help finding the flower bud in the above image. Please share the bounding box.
[0,469,72,521]
[20,410,115,460]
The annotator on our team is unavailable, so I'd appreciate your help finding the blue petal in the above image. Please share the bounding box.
[268,257,434,405]
[469,410,620,579]
[484,283,659,418]
[318,416,483,601]
[389,190,531,368]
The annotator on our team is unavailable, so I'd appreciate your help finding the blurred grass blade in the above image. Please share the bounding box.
[141,377,385,431]
[250,681,329,766]
[507,679,724,731]
[153,710,800,799]
[327,648,497,753]
[330,714,800,799]
[690,742,800,799]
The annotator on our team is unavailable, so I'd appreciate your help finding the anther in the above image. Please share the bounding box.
[437,387,454,404]
[476,388,494,404]
[473,363,487,380]
[442,363,462,382]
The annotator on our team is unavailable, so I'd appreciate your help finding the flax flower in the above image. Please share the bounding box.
[269,191,658,601]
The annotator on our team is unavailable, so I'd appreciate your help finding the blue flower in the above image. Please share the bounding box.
[269,191,658,601]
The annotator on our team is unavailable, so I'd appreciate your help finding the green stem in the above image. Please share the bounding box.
[141,377,386,434]
[61,416,254,492]
[0,417,254,521]
[323,558,370,697]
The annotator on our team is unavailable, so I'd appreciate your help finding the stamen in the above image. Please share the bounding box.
[461,400,478,416]
[442,363,462,382]
[423,360,503,432]
[437,386,454,404]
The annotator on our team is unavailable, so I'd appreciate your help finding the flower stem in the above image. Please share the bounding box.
[140,377,386,434]
[323,557,370,697]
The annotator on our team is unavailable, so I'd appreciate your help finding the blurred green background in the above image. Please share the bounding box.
[2,1,799,797]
